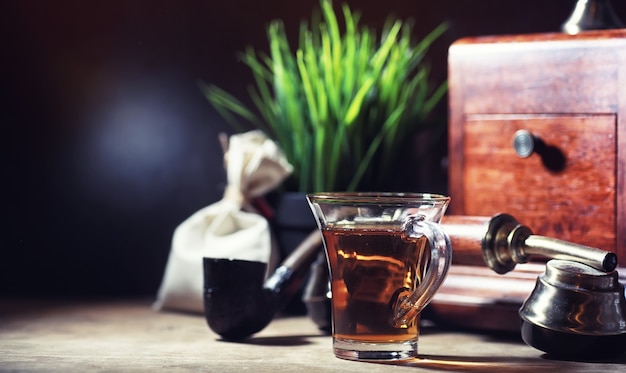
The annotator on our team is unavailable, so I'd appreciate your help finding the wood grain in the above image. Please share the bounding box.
[448,29,626,261]
[1,298,625,371]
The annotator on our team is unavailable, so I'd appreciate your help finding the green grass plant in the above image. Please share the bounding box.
[203,0,447,193]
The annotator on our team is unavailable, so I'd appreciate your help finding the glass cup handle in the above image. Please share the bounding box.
[392,217,453,327]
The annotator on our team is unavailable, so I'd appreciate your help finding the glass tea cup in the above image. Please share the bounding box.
[306,192,453,361]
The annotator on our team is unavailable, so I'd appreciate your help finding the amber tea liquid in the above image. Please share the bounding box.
[323,223,428,345]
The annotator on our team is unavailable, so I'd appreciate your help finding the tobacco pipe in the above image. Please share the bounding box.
[442,213,626,359]
[203,230,322,340]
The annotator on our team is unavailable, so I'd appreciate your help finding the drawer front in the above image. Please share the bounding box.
[461,114,616,250]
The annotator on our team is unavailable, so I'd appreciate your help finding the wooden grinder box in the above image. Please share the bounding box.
[448,29,626,261]
[429,30,626,331]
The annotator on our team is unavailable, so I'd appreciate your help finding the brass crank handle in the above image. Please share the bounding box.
[441,214,618,274]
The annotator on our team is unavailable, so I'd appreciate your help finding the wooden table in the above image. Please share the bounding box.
[1,298,624,372]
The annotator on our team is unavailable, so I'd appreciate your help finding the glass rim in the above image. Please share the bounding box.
[306,192,450,204]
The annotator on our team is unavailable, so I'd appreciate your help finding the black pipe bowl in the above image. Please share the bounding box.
[203,258,275,340]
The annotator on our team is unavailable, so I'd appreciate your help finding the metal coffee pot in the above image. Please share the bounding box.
[519,259,626,358]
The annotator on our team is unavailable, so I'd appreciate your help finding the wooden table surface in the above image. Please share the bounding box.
[1,298,625,372]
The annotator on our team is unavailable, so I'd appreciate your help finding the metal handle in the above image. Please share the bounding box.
[441,214,618,274]
[512,130,567,172]
[513,129,537,158]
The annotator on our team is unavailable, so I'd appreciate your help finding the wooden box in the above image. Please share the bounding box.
[448,29,626,261]
[428,30,626,331]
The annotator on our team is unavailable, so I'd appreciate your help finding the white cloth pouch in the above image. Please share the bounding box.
[154,130,293,313]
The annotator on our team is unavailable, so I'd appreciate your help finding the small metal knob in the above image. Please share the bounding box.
[512,130,567,172]
[513,129,536,158]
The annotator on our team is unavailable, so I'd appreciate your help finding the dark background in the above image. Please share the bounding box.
[2,0,624,297]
